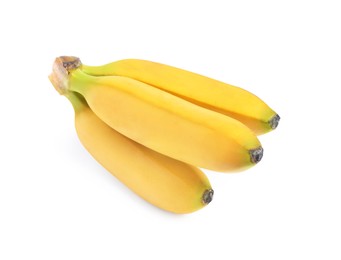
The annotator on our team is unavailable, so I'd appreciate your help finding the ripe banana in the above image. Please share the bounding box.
[50,56,263,172]
[81,59,280,135]
[50,89,213,214]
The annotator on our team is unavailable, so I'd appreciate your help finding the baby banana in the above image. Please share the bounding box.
[50,56,263,172]
[81,59,280,135]
[50,89,213,214]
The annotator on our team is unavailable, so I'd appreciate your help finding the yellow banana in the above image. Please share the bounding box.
[81,59,280,135]
[49,89,213,214]
[50,56,263,172]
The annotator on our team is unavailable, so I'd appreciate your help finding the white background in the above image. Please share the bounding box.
[1,0,340,259]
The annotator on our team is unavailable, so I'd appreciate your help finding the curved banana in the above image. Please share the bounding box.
[50,56,263,172]
[81,59,280,135]
[52,90,213,214]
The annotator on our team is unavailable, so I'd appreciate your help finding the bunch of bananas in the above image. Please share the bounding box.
[49,56,280,214]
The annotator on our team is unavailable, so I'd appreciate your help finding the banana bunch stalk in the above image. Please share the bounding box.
[49,56,280,214]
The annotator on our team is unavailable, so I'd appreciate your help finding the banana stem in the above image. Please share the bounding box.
[49,56,82,95]
[65,91,87,112]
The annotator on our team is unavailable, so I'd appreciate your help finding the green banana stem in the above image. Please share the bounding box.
[65,91,87,113]
[81,64,105,75]
[67,68,96,94]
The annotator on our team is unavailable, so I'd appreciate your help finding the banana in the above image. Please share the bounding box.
[50,56,263,172]
[81,58,280,135]
[49,88,213,214]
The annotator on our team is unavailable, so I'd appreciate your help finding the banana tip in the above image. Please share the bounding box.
[269,114,280,129]
[249,147,263,164]
[202,189,214,205]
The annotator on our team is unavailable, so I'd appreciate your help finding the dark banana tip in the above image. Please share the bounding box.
[202,189,214,205]
[249,147,263,164]
[269,114,280,129]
